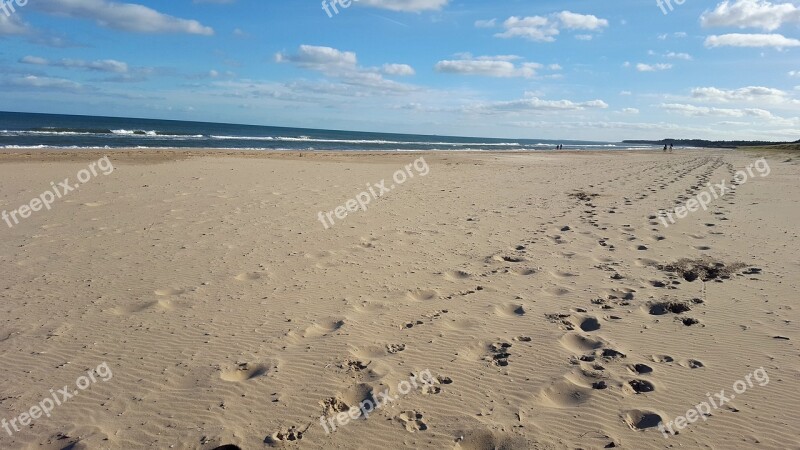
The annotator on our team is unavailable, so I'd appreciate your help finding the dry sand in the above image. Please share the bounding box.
[0,149,798,449]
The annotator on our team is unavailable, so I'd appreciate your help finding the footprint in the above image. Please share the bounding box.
[154,288,185,296]
[422,384,442,395]
[265,426,306,446]
[542,286,572,296]
[510,267,536,276]
[396,411,427,432]
[627,363,653,375]
[539,378,593,407]
[111,300,173,315]
[651,354,674,363]
[490,254,526,263]
[626,379,656,394]
[596,348,626,360]
[577,316,601,332]
[407,289,439,301]
[623,409,664,431]
[646,300,691,315]
[494,303,526,317]
[679,359,705,369]
[454,429,530,449]
[321,384,374,416]
[549,271,578,279]
[486,342,512,366]
[235,272,263,281]
[559,333,604,353]
[387,343,406,354]
[303,319,345,338]
[444,270,471,281]
[219,361,274,382]
[681,317,701,326]
[350,345,390,359]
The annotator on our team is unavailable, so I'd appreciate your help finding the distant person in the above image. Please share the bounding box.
[663,144,668,152]
[669,143,674,152]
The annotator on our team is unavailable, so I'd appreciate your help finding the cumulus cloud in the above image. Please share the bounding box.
[701,0,800,31]
[705,33,800,47]
[556,11,609,30]
[275,45,358,73]
[484,11,608,42]
[275,45,417,94]
[382,63,416,76]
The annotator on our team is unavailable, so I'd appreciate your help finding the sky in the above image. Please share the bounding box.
[0,0,799,141]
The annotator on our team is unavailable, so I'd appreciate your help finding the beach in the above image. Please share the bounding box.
[0,148,798,449]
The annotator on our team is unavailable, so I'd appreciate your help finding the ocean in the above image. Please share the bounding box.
[0,112,654,152]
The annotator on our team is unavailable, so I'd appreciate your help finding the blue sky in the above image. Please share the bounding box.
[0,0,799,140]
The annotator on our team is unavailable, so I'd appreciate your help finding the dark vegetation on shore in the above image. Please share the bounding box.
[623,139,800,149]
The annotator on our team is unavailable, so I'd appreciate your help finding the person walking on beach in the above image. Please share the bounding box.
[669,143,674,152]
[663,144,668,152]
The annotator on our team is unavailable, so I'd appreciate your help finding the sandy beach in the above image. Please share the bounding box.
[0,148,798,449]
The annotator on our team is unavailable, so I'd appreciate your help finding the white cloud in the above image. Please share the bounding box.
[666,52,693,60]
[0,13,30,35]
[658,31,688,40]
[32,0,214,35]
[357,0,449,12]
[276,45,357,72]
[495,16,559,42]
[691,86,789,103]
[275,45,417,94]
[661,102,775,118]
[21,56,129,73]
[435,55,543,78]
[705,33,800,47]
[701,0,800,31]
[466,92,608,113]
[557,11,609,30]
[636,63,673,72]
[382,63,416,76]
[10,75,83,91]
[489,11,608,42]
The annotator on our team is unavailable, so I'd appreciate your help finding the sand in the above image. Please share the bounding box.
[0,149,798,449]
